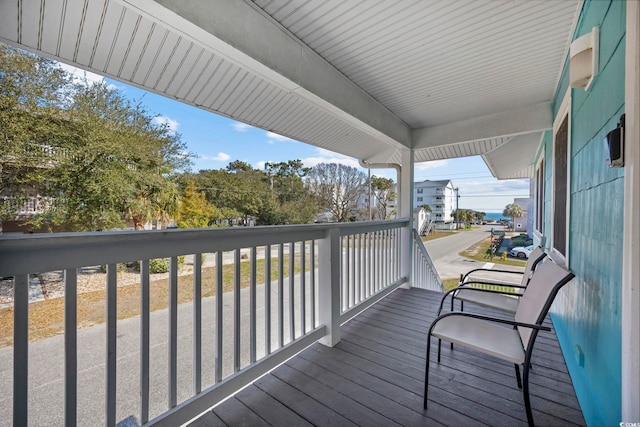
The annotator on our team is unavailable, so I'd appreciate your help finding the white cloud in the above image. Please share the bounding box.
[415,160,449,171]
[301,148,361,169]
[266,131,294,142]
[58,63,106,86]
[152,116,179,133]
[256,161,268,170]
[232,122,252,132]
[199,152,231,162]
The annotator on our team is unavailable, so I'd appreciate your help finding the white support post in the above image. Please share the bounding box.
[622,0,640,421]
[399,149,415,288]
[318,228,341,346]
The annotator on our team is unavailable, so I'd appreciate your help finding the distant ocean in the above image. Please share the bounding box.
[483,212,507,222]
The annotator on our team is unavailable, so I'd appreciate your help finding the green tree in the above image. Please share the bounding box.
[370,176,396,220]
[264,160,311,204]
[46,82,189,231]
[0,45,191,231]
[185,164,267,225]
[503,203,524,230]
[177,182,215,228]
[474,211,486,223]
[185,159,318,226]
[262,160,318,224]
[0,44,73,221]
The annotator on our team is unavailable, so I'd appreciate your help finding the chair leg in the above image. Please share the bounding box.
[449,298,457,350]
[523,360,533,427]
[424,335,432,409]
[514,364,522,389]
[437,339,442,363]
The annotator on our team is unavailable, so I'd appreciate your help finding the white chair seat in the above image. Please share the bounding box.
[454,289,520,314]
[431,314,525,365]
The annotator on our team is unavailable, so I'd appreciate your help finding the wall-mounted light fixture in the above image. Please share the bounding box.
[569,26,599,90]
[605,114,625,168]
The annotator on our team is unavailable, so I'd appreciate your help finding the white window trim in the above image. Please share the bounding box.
[622,0,640,420]
[551,88,571,267]
[534,145,545,240]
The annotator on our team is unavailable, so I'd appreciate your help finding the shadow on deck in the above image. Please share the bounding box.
[191,288,585,426]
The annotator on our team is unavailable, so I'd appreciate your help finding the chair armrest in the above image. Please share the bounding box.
[429,311,552,334]
[460,280,526,289]
[437,285,523,315]
[461,268,524,283]
[462,267,525,280]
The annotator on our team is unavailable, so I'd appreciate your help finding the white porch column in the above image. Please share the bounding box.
[398,148,415,287]
[622,0,640,421]
[318,227,341,347]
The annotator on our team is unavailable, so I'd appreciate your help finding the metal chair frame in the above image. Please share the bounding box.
[423,260,575,426]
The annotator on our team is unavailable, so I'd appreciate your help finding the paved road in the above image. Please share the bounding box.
[0,271,313,427]
[424,225,524,280]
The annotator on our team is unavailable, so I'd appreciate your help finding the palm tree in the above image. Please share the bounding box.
[503,203,524,231]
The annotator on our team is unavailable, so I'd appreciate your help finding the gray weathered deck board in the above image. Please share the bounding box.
[191,288,585,426]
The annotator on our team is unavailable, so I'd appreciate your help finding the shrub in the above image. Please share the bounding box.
[134,256,185,274]
[99,263,127,273]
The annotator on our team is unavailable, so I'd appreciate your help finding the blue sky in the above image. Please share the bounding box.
[64,65,530,214]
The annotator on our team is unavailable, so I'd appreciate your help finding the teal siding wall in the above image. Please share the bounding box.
[538,1,626,425]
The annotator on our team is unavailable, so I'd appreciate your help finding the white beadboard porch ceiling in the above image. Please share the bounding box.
[0,0,582,178]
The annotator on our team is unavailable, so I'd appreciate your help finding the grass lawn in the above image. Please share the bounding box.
[422,230,458,241]
[0,256,309,347]
[459,236,527,267]
[442,278,460,291]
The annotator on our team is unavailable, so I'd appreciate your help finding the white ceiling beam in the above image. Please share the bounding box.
[131,0,411,149]
[412,102,552,149]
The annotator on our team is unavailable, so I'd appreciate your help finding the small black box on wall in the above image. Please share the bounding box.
[604,114,625,168]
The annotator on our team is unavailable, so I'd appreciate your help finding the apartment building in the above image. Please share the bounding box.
[414,179,456,229]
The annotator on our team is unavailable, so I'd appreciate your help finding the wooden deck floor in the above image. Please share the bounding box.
[190,288,585,426]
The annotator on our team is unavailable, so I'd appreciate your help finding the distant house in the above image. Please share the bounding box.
[413,206,432,235]
[513,197,532,234]
[414,180,456,229]
[0,143,65,233]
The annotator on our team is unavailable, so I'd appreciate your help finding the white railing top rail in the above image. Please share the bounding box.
[413,228,444,291]
[0,219,409,277]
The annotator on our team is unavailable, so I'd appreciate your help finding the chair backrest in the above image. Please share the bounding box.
[515,259,575,348]
[520,246,547,286]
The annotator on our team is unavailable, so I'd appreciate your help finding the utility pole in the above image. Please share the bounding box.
[455,187,460,230]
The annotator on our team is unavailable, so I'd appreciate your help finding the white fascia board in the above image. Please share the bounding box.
[412,102,552,149]
[128,0,410,149]
[481,132,543,179]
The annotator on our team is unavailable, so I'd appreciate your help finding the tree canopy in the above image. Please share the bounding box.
[0,44,190,231]
[370,176,396,220]
[180,160,318,226]
[306,163,368,222]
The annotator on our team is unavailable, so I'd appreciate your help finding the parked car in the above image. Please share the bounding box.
[510,244,535,259]
[509,235,533,249]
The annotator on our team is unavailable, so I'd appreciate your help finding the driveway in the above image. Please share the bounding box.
[424,225,524,280]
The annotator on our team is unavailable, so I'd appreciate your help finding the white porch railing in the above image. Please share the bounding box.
[412,229,444,292]
[0,219,435,426]
[1,196,53,216]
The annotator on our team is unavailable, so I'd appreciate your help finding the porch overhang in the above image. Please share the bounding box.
[0,0,581,177]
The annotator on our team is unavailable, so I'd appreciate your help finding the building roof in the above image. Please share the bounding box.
[415,179,454,188]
